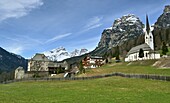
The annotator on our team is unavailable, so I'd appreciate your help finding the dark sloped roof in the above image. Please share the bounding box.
[127,43,153,55]
[90,56,103,59]
[31,53,50,61]
[48,62,66,67]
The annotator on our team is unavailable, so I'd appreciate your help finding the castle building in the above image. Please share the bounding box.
[125,15,160,62]
[27,53,68,76]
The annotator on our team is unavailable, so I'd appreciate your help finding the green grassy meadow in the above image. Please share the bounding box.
[79,60,170,77]
[1,59,170,103]
[0,77,170,103]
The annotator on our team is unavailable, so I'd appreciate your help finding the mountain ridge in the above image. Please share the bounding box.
[0,47,27,72]
[43,47,88,61]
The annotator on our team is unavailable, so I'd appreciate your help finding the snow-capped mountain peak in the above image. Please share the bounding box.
[70,49,80,57]
[80,49,88,55]
[98,14,144,48]
[43,47,88,61]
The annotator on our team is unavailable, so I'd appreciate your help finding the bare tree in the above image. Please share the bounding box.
[33,61,41,78]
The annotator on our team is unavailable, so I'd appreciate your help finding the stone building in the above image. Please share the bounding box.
[28,53,50,72]
[15,66,25,79]
[27,53,69,77]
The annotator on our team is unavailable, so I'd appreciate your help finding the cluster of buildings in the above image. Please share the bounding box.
[15,53,105,79]
[15,15,162,79]
[15,53,69,79]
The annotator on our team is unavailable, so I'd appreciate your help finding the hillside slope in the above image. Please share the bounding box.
[0,47,27,72]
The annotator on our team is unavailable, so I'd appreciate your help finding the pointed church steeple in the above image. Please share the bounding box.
[146,14,150,34]
[145,14,154,50]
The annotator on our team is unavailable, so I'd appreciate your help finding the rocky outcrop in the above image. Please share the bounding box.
[153,5,170,49]
[93,14,145,56]
[98,14,144,48]
[155,5,170,29]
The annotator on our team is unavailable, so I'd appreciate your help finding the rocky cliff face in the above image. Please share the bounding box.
[93,14,144,56]
[0,47,27,72]
[155,5,170,29]
[98,14,144,48]
[153,5,170,49]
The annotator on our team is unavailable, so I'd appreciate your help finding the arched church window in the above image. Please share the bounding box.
[150,36,152,39]
[150,36,152,41]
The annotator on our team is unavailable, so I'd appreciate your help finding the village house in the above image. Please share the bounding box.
[27,53,68,77]
[14,66,25,79]
[125,15,160,62]
[82,56,104,68]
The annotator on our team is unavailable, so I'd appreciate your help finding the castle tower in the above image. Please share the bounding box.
[145,15,154,50]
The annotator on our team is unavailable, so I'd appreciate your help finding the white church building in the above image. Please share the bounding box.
[125,15,160,62]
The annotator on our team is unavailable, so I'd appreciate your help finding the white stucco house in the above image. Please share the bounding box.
[125,15,160,62]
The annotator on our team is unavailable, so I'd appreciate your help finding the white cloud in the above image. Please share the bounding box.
[0,0,43,21]
[85,23,102,31]
[84,16,103,29]
[77,36,100,44]
[45,33,72,43]
[0,34,43,55]
[1,32,71,55]
[80,16,103,33]
[5,45,24,55]
[1,35,42,45]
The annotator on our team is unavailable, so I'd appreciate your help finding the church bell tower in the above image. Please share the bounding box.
[145,15,154,50]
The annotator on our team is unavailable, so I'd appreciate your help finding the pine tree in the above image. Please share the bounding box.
[139,48,144,58]
[115,45,120,61]
[166,29,169,41]
[79,61,84,74]
[162,42,168,55]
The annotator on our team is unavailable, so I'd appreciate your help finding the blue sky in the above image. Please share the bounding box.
[0,0,169,58]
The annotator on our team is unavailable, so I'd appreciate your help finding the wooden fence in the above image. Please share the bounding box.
[1,72,170,84]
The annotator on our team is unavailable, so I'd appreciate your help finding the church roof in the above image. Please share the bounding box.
[127,43,153,55]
